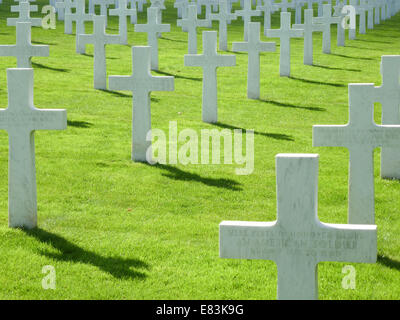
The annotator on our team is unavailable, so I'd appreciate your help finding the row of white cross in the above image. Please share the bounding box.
[0,0,399,299]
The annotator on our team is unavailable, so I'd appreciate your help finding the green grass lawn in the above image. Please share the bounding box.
[0,0,399,299]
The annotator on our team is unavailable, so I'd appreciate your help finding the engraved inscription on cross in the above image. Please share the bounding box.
[313,84,400,224]
[220,154,377,300]
[0,69,67,229]
[373,55,400,180]
[0,22,49,68]
[108,46,174,162]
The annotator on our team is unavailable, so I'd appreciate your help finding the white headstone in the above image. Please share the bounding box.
[333,0,346,47]
[109,0,137,45]
[184,31,236,123]
[294,0,305,24]
[365,0,375,29]
[108,46,174,162]
[274,0,295,12]
[135,7,170,70]
[373,56,400,180]
[65,0,94,54]
[0,68,67,229]
[7,2,42,27]
[266,12,303,77]
[348,0,358,39]
[0,22,49,68]
[313,4,340,54]
[220,153,377,300]
[55,0,65,21]
[313,84,400,224]
[56,0,76,34]
[256,0,277,35]
[150,0,166,37]
[232,22,275,99]
[209,0,237,51]
[235,0,261,41]
[293,9,323,65]
[374,0,381,24]
[177,4,211,54]
[356,0,368,34]
[78,15,121,89]
[93,0,115,27]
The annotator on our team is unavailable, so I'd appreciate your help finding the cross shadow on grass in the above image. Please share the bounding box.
[213,122,294,141]
[23,228,149,280]
[330,53,376,61]
[377,254,400,272]
[159,36,187,43]
[99,89,160,102]
[312,64,361,72]
[31,62,69,73]
[289,76,347,88]
[260,98,326,112]
[153,70,202,82]
[67,120,93,128]
[147,163,242,191]
[81,53,118,60]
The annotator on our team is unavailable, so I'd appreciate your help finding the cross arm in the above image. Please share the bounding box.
[313,125,350,147]
[31,108,67,130]
[149,76,174,92]
[7,18,42,27]
[109,75,134,92]
[11,4,38,12]
[317,222,377,263]
[0,45,17,57]
[232,42,249,52]
[216,55,236,67]
[184,54,205,67]
[30,44,49,57]
[220,221,279,261]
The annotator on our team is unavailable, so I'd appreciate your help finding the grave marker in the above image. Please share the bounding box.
[232,22,275,99]
[0,68,67,229]
[220,153,377,300]
[177,4,211,54]
[78,15,121,89]
[108,46,174,162]
[235,0,262,41]
[135,7,170,70]
[0,22,49,68]
[293,9,323,65]
[313,4,340,54]
[110,0,137,44]
[7,1,42,27]
[56,0,77,34]
[266,12,303,77]
[209,0,237,51]
[313,84,400,224]
[185,31,235,123]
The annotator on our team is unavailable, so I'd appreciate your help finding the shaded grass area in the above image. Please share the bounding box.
[0,0,399,299]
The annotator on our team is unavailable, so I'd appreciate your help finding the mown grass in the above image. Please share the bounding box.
[0,0,399,299]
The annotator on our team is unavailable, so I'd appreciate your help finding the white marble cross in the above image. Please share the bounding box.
[333,0,346,47]
[355,0,368,34]
[313,84,400,224]
[364,0,375,29]
[184,31,235,123]
[78,15,121,89]
[209,0,237,51]
[110,0,137,44]
[293,9,323,65]
[93,0,115,27]
[373,56,400,180]
[198,0,217,20]
[135,7,170,70]
[0,68,67,229]
[313,4,340,54]
[56,0,76,34]
[374,0,381,24]
[235,0,261,41]
[54,0,65,21]
[266,12,303,77]
[0,22,49,68]
[294,0,305,24]
[232,22,275,99]
[348,0,358,39]
[177,4,211,54]
[65,0,94,53]
[274,0,295,12]
[150,0,166,37]
[220,153,377,300]
[256,0,277,35]
[108,46,174,162]
[174,0,189,19]
[7,2,42,27]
